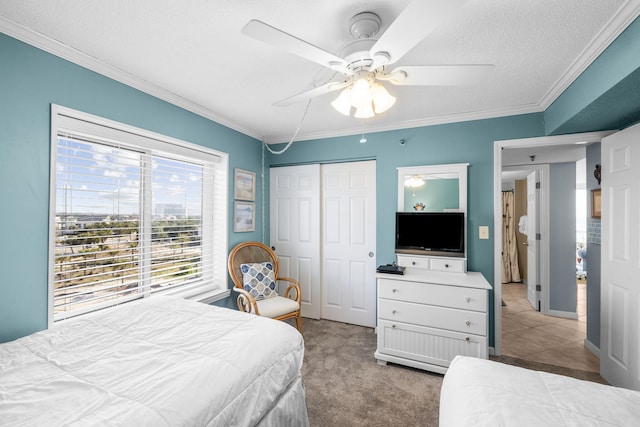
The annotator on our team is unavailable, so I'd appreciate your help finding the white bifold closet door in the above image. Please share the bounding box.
[270,164,321,319]
[270,161,377,327]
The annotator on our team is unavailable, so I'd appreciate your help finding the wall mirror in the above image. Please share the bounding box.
[397,163,468,212]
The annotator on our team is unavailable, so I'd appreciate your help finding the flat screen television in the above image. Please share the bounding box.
[395,212,465,257]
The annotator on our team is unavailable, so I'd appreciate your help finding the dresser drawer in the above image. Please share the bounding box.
[379,299,487,335]
[396,255,431,270]
[429,258,465,273]
[376,320,488,368]
[397,255,466,273]
[378,279,487,312]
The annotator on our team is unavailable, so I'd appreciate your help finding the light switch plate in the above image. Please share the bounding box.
[479,226,489,239]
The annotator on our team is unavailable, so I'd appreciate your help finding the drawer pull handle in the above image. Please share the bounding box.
[392,324,396,329]
[392,288,398,293]
[412,261,416,265]
[465,320,471,326]
[465,297,471,303]
[445,264,449,268]
[465,336,470,342]
[392,310,397,314]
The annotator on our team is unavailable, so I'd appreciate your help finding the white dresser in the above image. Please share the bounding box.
[374,255,491,374]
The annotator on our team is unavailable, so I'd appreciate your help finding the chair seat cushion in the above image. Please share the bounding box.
[256,296,299,318]
[241,262,277,300]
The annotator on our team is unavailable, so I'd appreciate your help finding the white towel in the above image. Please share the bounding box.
[518,215,528,235]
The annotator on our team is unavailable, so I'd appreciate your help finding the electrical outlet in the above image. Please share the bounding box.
[479,226,489,239]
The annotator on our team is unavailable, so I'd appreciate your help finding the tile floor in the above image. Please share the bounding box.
[501,281,600,373]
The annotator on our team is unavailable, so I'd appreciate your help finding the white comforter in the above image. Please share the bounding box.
[440,356,640,426]
[0,296,307,427]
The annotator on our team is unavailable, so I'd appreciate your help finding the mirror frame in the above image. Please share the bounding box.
[397,163,468,213]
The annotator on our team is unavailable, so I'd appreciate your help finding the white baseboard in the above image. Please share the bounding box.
[584,339,601,358]
[545,309,578,320]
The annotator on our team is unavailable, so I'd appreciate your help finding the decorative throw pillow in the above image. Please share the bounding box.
[240,262,277,300]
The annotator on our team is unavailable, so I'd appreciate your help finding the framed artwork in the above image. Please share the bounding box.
[234,168,256,201]
[591,189,601,219]
[234,201,255,232]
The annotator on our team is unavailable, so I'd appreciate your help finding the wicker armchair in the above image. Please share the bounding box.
[227,241,302,332]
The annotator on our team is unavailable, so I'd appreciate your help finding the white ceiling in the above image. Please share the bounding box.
[1,0,639,143]
[501,143,588,183]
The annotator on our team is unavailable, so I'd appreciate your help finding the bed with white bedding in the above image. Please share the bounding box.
[0,296,309,427]
[440,355,640,426]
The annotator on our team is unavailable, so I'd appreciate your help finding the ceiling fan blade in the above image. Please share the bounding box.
[242,20,349,73]
[385,65,494,86]
[369,0,468,68]
[273,81,349,107]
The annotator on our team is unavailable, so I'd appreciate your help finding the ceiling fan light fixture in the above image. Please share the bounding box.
[404,175,425,188]
[371,82,396,114]
[330,77,397,118]
[331,87,352,116]
[354,103,375,119]
[350,78,372,108]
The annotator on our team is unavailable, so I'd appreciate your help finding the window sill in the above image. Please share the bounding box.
[194,289,231,304]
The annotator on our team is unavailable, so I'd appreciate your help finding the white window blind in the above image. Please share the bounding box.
[50,106,228,322]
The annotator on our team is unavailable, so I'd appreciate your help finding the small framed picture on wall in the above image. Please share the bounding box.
[234,201,255,232]
[234,168,256,201]
[591,189,601,219]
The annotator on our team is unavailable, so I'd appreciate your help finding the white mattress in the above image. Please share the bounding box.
[0,296,308,427]
[440,356,640,426]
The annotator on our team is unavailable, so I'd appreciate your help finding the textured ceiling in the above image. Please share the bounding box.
[1,0,639,143]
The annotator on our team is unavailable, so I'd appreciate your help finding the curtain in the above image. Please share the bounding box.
[501,191,521,283]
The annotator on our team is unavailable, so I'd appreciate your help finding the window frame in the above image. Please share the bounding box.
[48,105,229,325]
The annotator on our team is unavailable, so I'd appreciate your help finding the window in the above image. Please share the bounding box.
[49,105,228,322]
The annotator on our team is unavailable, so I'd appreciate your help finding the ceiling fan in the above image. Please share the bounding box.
[242,0,494,119]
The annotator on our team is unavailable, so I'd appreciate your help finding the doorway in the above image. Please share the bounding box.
[499,162,597,371]
[493,131,612,362]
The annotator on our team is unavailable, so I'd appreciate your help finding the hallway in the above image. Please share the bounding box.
[501,282,599,372]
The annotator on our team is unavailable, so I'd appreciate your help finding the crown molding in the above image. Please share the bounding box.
[495,130,616,147]
[263,103,544,144]
[0,16,261,141]
[538,0,640,109]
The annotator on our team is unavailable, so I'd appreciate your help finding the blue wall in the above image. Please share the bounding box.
[0,33,263,342]
[545,16,640,134]
[548,163,577,313]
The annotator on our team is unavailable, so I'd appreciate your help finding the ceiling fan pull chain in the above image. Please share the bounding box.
[263,98,312,155]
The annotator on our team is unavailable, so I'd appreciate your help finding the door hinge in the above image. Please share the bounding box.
[536,285,541,291]
[536,233,541,240]
[536,181,541,189]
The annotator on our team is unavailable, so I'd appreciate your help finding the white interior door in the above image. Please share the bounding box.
[321,161,377,327]
[601,123,640,390]
[526,171,540,310]
[270,165,321,319]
